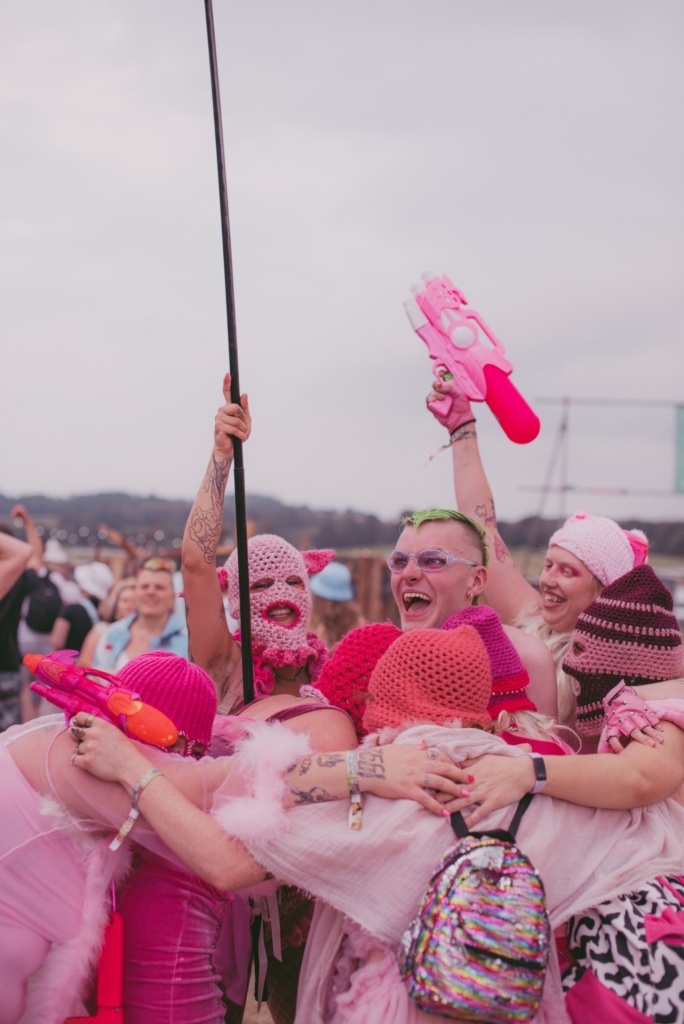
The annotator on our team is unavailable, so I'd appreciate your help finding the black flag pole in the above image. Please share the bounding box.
[203,0,254,705]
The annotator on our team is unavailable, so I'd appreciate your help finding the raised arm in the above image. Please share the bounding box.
[427,377,541,624]
[182,373,250,700]
[10,505,44,571]
[0,529,31,601]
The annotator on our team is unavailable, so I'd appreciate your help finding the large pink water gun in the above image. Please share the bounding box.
[405,273,540,444]
[24,649,179,748]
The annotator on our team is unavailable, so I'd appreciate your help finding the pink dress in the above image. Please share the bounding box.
[118,853,251,1023]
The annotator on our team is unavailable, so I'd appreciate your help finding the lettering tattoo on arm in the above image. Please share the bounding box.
[356,749,386,780]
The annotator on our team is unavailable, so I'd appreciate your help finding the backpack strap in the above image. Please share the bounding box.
[450,791,534,841]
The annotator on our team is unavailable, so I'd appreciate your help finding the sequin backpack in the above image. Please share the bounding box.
[399,793,550,1022]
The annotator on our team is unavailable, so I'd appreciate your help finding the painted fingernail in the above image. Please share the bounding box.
[461,788,470,799]
[442,809,450,817]
[467,774,475,783]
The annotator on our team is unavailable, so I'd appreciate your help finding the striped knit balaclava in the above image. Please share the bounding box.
[363,625,493,734]
[563,565,683,737]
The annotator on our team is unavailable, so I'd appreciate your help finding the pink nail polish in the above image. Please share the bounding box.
[467,774,475,783]
[461,788,470,799]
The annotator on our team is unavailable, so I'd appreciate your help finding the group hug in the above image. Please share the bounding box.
[2,371,683,1024]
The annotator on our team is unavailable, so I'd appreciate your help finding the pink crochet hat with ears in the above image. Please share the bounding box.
[224,535,335,623]
[548,512,646,586]
[223,535,335,689]
[117,652,217,751]
[363,625,492,734]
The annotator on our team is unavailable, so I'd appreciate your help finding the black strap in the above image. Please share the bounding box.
[450,791,533,841]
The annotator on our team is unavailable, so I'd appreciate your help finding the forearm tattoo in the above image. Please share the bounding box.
[289,786,333,805]
[474,499,509,563]
[474,499,497,529]
[205,453,232,508]
[189,454,232,564]
[315,753,346,769]
[356,749,386,780]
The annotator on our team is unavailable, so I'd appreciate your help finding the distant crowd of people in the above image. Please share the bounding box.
[0,371,683,1024]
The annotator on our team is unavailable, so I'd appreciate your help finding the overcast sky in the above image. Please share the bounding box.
[2,1,683,530]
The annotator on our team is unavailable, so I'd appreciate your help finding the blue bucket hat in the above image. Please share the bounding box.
[309,561,354,602]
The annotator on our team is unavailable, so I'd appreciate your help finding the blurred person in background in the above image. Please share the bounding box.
[308,560,365,650]
[10,506,65,722]
[79,577,137,668]
[42,537,81,604]
[94,558,187,670]
[50,561,115,655]
[0,524,33,729]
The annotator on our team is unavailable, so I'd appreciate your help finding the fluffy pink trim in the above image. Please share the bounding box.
[21,839,132,1024]
[213,721,311,845]
[242,634,329,698]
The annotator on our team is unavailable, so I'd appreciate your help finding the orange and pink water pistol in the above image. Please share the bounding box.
[24,649,179,748]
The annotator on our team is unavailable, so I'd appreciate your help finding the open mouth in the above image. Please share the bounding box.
[263,602,300,628]
[542,590,565,607]
[402,591,431,615]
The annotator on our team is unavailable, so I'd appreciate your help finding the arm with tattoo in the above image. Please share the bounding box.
[282,744,469,814]
[181,373,251,696]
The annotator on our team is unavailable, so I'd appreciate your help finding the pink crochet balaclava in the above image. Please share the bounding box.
[224,534,335,693]
[548,512,648,586]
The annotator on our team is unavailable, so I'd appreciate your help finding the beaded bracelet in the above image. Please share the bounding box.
[109,767,164,852]
[346,750,363,831]
[428,419,477,462]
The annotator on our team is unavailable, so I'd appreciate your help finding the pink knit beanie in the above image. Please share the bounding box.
[315,622,403,738]
[118,652,217,750]
[548,512,646,585]
[441,606,536,717]
[563,566,683,737]
[363,626,492,734]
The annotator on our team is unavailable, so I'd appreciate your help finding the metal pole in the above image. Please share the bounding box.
[203,0,254,705]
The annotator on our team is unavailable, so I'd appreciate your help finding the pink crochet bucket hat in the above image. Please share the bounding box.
[363,625,492,734]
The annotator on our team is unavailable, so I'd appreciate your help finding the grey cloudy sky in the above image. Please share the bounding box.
[2,1,683,528]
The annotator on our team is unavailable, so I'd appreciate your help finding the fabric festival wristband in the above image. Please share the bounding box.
[527,753,547,794]
[110,767,164,851]
[346,750,363,831]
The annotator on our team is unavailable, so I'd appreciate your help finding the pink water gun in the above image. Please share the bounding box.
[24,649,179,748]
[405,273,540,444]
